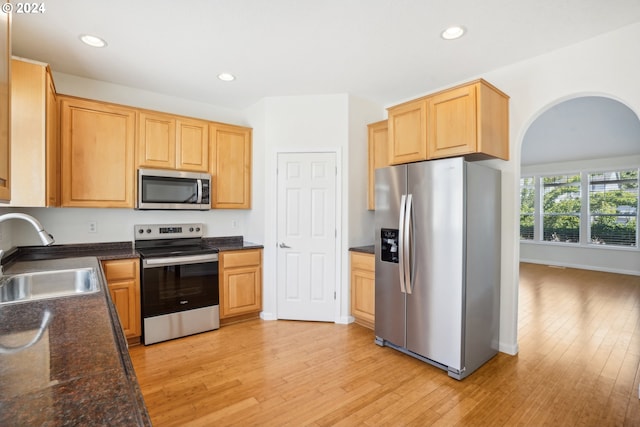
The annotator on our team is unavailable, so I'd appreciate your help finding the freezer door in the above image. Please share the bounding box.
[374,165,407,347]
[405,158,464,370]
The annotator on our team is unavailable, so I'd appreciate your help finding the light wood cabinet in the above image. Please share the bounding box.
[427,80,509,160]
[176,117,208,172]
[60,96,136,208]
[101,258,141,345]
[2,58,59,207]
[386,79,509,164]
[0,12,10,202]
[46,68,59,206]
[387,98,427,165]
[367,120,388,210]
[137,112,209,172]
[219,249,262,323]
[210,123,252,209]
[350,251,375,329]
[137,111,176,169]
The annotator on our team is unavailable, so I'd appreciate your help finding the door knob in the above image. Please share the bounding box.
[279,242,291,248]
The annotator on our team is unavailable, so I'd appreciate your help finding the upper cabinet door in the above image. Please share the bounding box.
[427,84,478,159]
[45,69,60,206]
[367,120,388,210]
[387,99,427,165]
[210,123,252,209]
[137,111,176,169]
[60,97,136,208]
[176,118,209,172]
[0,12,10,202]
[4,58,58,207]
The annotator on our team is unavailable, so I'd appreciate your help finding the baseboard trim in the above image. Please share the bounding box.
[520,258,640,277]
[499,341,519,356]
[260,312,277,321]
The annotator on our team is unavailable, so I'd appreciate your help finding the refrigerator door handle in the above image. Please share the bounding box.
[405,193,413,294]
[398,194,407,294]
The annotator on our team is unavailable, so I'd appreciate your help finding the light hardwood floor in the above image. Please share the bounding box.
[129,263,640,426]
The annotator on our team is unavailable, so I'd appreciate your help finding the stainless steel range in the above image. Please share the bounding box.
[134,223,219,345]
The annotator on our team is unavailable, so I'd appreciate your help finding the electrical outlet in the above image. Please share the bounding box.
[232,220,239,229]
[88,221,97,233]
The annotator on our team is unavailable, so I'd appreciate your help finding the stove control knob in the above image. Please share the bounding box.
[138,229,144,234]
[195,227,201,232]
[189,227,194,232]
[146,228,152,234]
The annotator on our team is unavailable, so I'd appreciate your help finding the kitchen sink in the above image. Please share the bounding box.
[0,268,100,304]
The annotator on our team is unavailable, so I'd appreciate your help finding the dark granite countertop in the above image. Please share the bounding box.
[2,241,138,265]
[0,257,151,426]
[2,237,263,267]
[349,245,374,254]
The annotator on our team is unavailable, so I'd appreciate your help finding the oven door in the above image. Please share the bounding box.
[141,253,219,318]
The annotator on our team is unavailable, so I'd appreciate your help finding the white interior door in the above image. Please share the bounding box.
[276,152,337,321]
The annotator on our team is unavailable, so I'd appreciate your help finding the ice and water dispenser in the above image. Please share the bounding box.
[380,228,399,263]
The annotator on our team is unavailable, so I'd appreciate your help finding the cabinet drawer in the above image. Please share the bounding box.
[351,252,374,272]
[103,259,138,281]
[222,250,261,268]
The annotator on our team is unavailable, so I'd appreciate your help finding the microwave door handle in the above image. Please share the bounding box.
[197,179,203,204]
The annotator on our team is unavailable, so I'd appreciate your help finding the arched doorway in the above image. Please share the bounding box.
[519,95,640,272]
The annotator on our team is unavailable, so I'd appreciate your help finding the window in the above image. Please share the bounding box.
[520,168,639,248]
[542,174,581,243]
[589,170,638,246]
[520,177,534,240]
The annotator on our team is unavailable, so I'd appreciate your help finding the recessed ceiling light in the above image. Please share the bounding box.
[441,26,466,40]
[79,34,107,48]
[217,73,235,82]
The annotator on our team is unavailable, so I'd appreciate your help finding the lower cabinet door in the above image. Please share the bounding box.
[102,258,141,341]
[219,249,262,320]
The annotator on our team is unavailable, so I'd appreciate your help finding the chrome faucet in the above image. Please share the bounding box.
[0,213,55,275]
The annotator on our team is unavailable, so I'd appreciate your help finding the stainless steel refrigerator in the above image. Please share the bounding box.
[374,157,501,380]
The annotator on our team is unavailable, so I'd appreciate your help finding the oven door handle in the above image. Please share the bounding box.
[142,253,219,268]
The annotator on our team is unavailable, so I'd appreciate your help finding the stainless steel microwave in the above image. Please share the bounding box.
[137,168,211,210]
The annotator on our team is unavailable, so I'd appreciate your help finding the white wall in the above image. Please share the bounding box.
[474,22,640,355]
[347,97,386,247]
[244,93,381,324]
[52,72,248,126]
[3,208,252,246]
[520,155,640,275]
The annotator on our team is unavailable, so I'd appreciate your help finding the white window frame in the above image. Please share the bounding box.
[520,167,639,251]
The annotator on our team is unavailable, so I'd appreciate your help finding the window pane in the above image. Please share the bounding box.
[542,174,581,243]
[589,170,638,247]
[520,177,534,240]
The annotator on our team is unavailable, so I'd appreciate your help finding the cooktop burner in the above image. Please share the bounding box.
[134,223,217,258]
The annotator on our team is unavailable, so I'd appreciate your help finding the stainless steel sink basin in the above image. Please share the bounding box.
[0,268,100,304]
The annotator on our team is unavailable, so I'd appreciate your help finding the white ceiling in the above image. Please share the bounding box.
[11,0,640,111]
